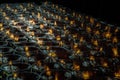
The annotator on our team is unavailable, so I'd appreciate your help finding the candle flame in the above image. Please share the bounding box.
[89,56,95,61]
[0,23,3,27]
[37,60,41,67]
[93,40,98,46]
[102,62,108,67]
[90,17,94,24]
[115,71,120,79]
[13,73,17,78]
[86,26,91,33]
[105,32,111,39]
[49,52,56,57]
[112,36,118,43]
[26,52,30,57]
[54,21,57,26]
[82,71,90,80]
[9,61,12,65]
[25,46,29,51]
[80,37,84,43]
[70,20,74,25]
[60,59,65,64]
[40,24,44,29]
[56,35,61,41]
[112,47,118,57]
[55,73,58,80]
[65,17,68,21]
[73,63,80,71]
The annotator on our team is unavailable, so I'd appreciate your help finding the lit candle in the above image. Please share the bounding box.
[93,40,98,46]
[86,26,91,33]
[9,61,13,72]
[48,29,53,35]
[56,35,61,41]
[37,12,41,18]
[65,16,68,21]
[112,36,118,43]
[40,24,44,29]
[89,56,95,61]
[70,20,74,25]
[54,21,57,26]
[82,71,90,80]
[37,40,43,46]
[115,70,120,79]
[112,47,118,57]
[90,17,94,24]
[80,37,84,43]
[14,36,19,42]
[73,63,80,71]
[13,72,17,79]
[45,66,51,76]
[104,32,111,39]
[0,23,3,27]
[55,72,58,80]
[10,34,14,39]
[37,60,41,67]
[25,46,29,52]
[6,30,10,35]
[48,52,56,58]
[102,62,108,67]
[26,27,30,32]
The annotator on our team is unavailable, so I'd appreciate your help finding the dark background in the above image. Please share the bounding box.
[0,0,120,26]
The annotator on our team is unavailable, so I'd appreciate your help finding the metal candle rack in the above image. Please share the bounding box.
[0,1,120,80]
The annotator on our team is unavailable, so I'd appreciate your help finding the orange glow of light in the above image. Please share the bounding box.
[115,70,120,79]
[40,24,44,29]
[6,30,10,35]
[105,32,111,39]
[112,36,118,43]
[38,40,43,45]
[9,61,12,66]
[48,52,56,58]
[0,23,3,27]
[112,47,119,57]
[102,62,108,67]
[37,60,41,67]
[86,26,91,33]
[26,52,30,57]
[76,49,81,54]
[80,37,84,43]
[10,34,14,39]
[89,56,95,61]
[60,59,65,64]
[14,36,19,42]
[26,27,30,32]
[70,20,74,25]
[90,17,94,24]
[95,30,100,35]
[48,29,53,34]
[115,28,119,33]
[25,46,29,51]
[93,40,98,46]
[45,66,51,76]
[56,35,61,41]
[73,63,80,71]
[82,71,90,80]
[54,21,57,26]
[13,72,17,78]
[37,12,41,18]
[65,16,68,21]
[99,47,103,52]
[55,73,58,80]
